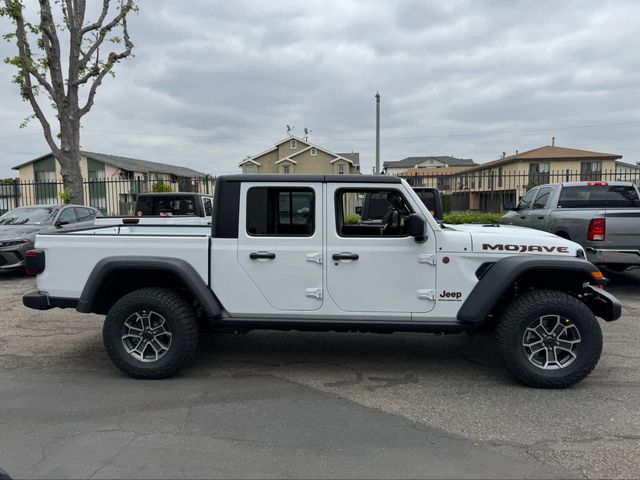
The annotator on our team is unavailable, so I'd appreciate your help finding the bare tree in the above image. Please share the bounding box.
[1,0,137,204]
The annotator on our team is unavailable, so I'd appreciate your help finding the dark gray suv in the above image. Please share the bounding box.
[0,204,100,271]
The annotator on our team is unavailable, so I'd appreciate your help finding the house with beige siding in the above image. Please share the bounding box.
[400,145,638,211]
[239,136,360,175]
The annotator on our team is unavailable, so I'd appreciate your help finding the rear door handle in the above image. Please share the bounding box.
[250,251,276,260]
[332,252,359,261]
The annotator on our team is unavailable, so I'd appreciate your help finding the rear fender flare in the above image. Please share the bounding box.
[77,256,223,318]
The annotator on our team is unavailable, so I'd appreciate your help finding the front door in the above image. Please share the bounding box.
[237,182,323,311]
[325,184,437,316]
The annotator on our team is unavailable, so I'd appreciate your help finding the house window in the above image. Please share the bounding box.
[246,187,314,236]
[528,162,550,186]
[289,139,297,149]
[283,165,290,174]
[246,166,256,175]
[338,164,345,175]
[310,148,317,156]
[580,161,602,181]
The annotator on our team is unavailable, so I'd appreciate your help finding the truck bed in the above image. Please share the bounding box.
[34,225,211,299]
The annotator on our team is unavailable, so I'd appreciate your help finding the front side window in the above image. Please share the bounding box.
[337,189,414,237]
[246,187,314,236]
[518,188,538,210]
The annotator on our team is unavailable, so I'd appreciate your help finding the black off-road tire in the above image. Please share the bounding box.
[496,290,602,389]
[103,287,199,379]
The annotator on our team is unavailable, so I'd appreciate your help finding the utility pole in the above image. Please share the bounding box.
[375,91,381,174]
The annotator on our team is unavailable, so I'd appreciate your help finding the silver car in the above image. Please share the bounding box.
[0,204,100,271]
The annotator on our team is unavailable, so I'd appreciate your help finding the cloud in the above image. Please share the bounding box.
[0,0,639,178]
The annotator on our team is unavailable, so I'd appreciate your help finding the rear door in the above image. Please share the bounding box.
[237,182,323,311]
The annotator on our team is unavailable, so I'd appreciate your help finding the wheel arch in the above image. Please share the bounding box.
[77,256,223,318]
[458,256,604,324]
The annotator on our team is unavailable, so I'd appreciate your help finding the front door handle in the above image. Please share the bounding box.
[536,216,545,219]
[250,251,276,260]
[332,252,359,261]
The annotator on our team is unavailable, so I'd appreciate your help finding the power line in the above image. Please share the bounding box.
[2,118,639,142]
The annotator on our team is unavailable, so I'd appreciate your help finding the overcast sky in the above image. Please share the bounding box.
[1,0,639,177]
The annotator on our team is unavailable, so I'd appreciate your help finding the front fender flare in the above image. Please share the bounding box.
[457,256,604,323]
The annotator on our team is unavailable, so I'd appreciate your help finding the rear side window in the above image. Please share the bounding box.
[558,185,640,208]
[203,197,213,216]
[246,187,314,236]
[75,207,96,222]
[136,196,197,216]
[532,187,553,209]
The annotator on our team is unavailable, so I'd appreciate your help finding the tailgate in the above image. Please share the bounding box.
[603,209,640,248]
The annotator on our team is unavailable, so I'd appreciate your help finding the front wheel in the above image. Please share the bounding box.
[103,287,199,379]
[496,290,602,388]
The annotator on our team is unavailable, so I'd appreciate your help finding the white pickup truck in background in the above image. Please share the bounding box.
[95,192,213,226]
[23,175,621,388]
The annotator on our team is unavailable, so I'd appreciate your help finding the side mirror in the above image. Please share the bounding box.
[405,213,427,243]
[55,220,69,227]
[503,202,517,211]
[355,206,362,215]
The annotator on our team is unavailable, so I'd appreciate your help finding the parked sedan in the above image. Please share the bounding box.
[0,204,100,271]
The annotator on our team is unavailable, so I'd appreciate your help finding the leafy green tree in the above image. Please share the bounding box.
[152,180,173,193]
[1,0,137,204]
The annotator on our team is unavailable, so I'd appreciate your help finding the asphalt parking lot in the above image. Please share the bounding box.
[0,270,639,479]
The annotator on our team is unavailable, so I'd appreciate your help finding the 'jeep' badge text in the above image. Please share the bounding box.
[439,290,462,301]
[482,243,570,253]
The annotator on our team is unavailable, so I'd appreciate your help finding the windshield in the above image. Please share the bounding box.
[0,207,57,225]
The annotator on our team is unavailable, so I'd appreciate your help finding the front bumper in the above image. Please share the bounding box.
[0,243,31,269]
[583,285,622,322]
[587,247,640,266]
[23,291,78,310]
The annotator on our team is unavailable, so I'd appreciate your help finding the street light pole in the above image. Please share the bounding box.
[375,91,381,174]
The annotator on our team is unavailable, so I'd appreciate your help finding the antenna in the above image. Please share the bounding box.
[303,127,312,141]
[286,125,294,136]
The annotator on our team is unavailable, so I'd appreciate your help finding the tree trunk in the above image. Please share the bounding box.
[57,104,84,205]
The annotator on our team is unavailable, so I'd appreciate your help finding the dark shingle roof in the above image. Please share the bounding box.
[13,151,205,177]
[336,152,360,166]
[383,156,476,168]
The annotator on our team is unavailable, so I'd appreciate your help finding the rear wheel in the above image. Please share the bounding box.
[496,290,602,388]
[103,287,199,379]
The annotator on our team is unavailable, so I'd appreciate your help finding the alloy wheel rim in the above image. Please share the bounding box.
[120,310,172,363]
[522,314,581,370]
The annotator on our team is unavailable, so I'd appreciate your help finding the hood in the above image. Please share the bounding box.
[446,224,582,257]
[0,224,49,240]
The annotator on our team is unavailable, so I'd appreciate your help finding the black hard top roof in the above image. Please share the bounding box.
[218,174,401,184]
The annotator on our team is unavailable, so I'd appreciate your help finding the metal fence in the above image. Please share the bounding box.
[402,169,640,212]
[0,176,216,216]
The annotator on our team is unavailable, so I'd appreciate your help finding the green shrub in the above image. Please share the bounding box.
[443,211,503,224]
[344,214,361,224]
[152,180,173,192]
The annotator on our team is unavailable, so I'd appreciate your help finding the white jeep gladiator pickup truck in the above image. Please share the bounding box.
[23,175,621,388]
